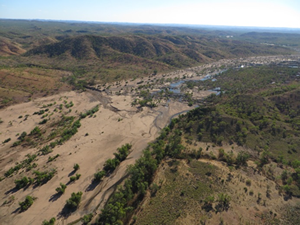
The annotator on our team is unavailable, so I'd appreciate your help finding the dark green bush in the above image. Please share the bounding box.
[39,119,48,124]
[42,217,56,225]
[81,213,93,224]
[15,176,33,189]
[18,131,27,141]
[30,126,41,136]
[19,195,34,211]
[65,192,82,209]
[73,163,80,171]
[94,170,106,181]
[40,145,52,155]
[34,169,56,185]
[3,138,11,143]
[56,183,67,194]
[69,174,81,182]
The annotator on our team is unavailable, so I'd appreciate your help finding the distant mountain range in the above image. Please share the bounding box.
[24,34,292,68]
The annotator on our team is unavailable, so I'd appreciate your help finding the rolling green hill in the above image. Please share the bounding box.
[21,34,294,85]
[25,34,292,65]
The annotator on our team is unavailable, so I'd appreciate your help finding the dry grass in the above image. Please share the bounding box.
[133,142,300,225]
[0,67,71,107]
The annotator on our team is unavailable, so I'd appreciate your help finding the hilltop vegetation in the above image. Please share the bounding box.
[184,65,300,161]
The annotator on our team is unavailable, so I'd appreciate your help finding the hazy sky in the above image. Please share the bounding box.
[1,0,300,28]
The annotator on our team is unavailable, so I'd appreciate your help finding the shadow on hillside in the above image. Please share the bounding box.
[49,193,62,202]
[11,207,20,214]
[68,170,76,177]
[85,179,101,192]
[5,187,19,195]
[57,204,77,219]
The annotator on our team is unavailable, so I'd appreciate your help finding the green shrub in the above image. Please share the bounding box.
[42,217,56,225]
[103,158,120,172]
[236,151,249,166]
[49,141,57,148]
[30,126,41,136]
[34,169,56,185]
[65,192,82,209]
[19,195,34,211]
[70,174,81,182]
[18,131,27,141]
[33,110,45,115]
[39,119,48,124]
[15,176,33,189]
[56,183,67,194]
[12,141,21,147]
[40,145,52,155]
[81,213,93,224]
[73,163,80,171]
[94,170,106,181]
[113,143,132,162]
[3,138,11,143]
[69,176,76,182]
[217,193,231,211]
[47,154,60,162]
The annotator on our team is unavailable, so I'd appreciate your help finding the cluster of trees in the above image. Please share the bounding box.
[5,154,37,177]
[15,176,34,189]
[39,119,81,155]
[201,66,299,96]
[132,90,157,108]
[94,144,132,181]
[80,105,99,118]
[279,159,300,197]
[33,169,56,185]
[98,127,180,224]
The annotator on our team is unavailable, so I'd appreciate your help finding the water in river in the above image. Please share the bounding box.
[168,70,225,95]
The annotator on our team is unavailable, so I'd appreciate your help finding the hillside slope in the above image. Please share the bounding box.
[0,38,25,56]
[25,34,292,67]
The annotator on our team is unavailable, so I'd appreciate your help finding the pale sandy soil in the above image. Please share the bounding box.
[0,89,194,225]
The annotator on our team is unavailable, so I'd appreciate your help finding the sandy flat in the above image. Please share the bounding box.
[0,89,193,225]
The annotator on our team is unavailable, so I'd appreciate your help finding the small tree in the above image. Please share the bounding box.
[19,195,34,211]
[236,151,249,167]
[56,183,67,194]
[81,213,93,224]
[66,192,82,209]
[94,170,106,181]
[73,163,80,171]
[15,176,33,189]
[69,174,81,182]
[42,217,56,225]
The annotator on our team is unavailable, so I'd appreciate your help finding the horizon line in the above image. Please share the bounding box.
[1,18,300,30]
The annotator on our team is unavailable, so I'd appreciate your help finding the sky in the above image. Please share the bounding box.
[1,0,300,28]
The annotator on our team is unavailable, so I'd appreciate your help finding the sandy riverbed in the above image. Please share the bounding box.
[0,89,195,225]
